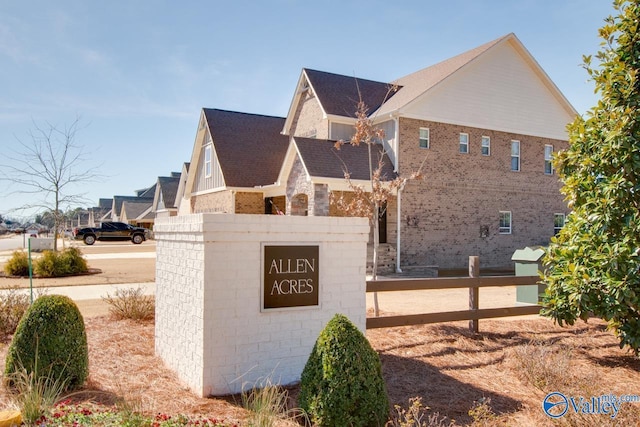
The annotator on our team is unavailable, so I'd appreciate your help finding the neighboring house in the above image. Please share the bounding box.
[110,195,154,222]
[120,200,154,229]
[178,33,575,270]
[87,198,113,227]
[174,162,191,216]
[152,173,181,219]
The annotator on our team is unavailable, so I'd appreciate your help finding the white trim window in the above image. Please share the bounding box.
[511,140,520,171]
[204,144,212,178]
[544,144,554,175]
[554,213,565,234]
[459,133,469,154]
[499,211,512,234]
[419,128,430,148]
[481,136,490,156]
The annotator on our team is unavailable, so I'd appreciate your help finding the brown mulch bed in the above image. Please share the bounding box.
[1,315,639,426]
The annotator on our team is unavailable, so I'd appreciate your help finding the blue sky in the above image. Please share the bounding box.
[0,1,615,220]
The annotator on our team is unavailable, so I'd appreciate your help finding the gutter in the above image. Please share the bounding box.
[395,115,404,273]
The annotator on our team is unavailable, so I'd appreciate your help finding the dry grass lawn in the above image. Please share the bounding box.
[1,314,639,426]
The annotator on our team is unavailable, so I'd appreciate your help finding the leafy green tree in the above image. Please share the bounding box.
[542,0,640,353]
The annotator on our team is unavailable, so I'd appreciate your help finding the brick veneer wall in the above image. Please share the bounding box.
[286,155,330,216]
[289,91,328,139]
[235,192,264,214]
[191,191,233,214]
[396,118,568,269]
[154,214,369,396]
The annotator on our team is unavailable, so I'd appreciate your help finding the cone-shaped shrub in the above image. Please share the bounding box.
[4,295,88,391]
[299,313,388,426]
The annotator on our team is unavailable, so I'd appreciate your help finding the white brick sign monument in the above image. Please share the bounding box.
[154,214,368,396]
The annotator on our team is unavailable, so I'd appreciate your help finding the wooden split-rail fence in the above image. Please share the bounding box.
[366,256,541,332]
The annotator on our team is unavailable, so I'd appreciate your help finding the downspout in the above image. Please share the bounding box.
[393,114,403,273]
[396,181,405,273]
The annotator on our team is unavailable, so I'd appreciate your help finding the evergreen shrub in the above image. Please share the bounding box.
[4,294,89,391]
[299,313,389,426]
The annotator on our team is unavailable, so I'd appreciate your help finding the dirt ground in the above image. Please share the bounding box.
[2,238,640,425]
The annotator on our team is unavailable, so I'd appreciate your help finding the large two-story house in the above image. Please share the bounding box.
[177,33,576,270]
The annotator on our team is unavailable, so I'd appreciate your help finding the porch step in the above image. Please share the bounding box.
[366,243,396,275]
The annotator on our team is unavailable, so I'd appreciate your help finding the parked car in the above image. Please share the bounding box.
[74,221,150,245]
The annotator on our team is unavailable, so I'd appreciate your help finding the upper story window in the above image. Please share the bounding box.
[499,211,512,234]
[419,128,430,149]
[481,136,490,156]
[459,133,469,154]
[511,140,520,171]
[544,145,554,175]
[554,213,565,234]
[204,145,212,178]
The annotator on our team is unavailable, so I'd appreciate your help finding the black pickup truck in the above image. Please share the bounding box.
[74,221,150,245]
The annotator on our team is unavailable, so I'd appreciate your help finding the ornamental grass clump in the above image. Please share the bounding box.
[102,286,155,321]
[299,313,389,426]
[4,294,89,392]
[0,285,30,340]
[33,247,88,277]
[3,250,29,276]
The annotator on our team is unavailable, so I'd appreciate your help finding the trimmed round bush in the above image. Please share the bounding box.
[4,295,89,391]
[299,313,389,426]
[3,251,29,277]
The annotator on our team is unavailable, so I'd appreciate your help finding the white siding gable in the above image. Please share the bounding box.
[194,130,225,193]
[402,40,575,140]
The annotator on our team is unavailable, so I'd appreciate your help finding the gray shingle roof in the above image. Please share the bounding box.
[113,195,153,215]
[294,137,396,182]
[203,109,290,187]
[303,69,399,118]
[157,176,180,209]
[122,200,152,220]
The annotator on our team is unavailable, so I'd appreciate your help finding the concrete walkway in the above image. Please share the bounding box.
[0,282,155,301]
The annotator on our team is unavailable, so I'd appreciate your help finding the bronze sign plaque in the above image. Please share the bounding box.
[263,245,319,309]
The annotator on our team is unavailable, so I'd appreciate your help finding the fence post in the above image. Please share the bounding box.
[469,256,479,333]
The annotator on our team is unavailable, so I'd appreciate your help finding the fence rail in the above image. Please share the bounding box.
[366,256,542,331]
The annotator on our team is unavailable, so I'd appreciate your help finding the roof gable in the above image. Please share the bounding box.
[121,200,153,220]
[154,175,180,211]
[304,69,397,118]
[202,109,290,188]
[375,33,577,139]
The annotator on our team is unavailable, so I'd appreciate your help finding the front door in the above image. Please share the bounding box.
[378,203,387,244]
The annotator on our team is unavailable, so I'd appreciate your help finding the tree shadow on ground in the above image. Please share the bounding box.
[380,352,520,425]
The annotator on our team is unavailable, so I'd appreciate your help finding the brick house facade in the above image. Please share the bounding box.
[179,33,575,270]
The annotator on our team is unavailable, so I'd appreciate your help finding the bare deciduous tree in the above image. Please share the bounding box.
[0,118,100,251]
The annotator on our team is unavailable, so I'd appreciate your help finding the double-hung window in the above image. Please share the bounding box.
[499,211,512,234]
[544,145,554,175]
[419,128,430,149]
[511,140,520,171]
[481,136,490,156]
[204,145,212,178]
[554,213,565,234]
[459,133,469,154]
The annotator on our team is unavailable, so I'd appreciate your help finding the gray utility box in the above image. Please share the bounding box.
[512,246,545,305]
